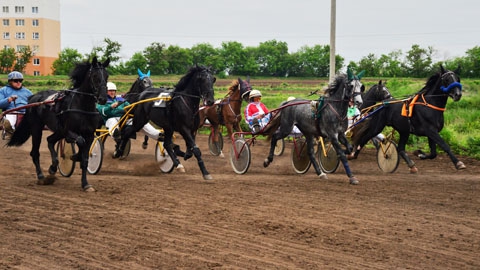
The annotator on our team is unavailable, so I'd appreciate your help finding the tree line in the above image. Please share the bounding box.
[2,38,479,78]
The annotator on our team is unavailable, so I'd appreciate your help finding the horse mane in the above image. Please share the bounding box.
[323,73,347,97]
[175,65,208,91]
[418,71,441,95]
[69,60,92,89]
[227,79,240,96]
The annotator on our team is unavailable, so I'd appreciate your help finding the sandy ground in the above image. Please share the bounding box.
[1,133,479,269]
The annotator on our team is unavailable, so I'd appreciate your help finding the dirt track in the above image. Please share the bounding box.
[1,134,479,269]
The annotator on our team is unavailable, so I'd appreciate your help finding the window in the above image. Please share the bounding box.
[15,19,25,26]
[3,32,10,39]
[33,58,40,65]
[2,6,9,13]
[15,32,25,40]
[3,45,10,50]
[15,6,24,13]
[32,19,39,27]
[3,19,9,26]
[34,71,40,76]
[32,7,39,14]
[32,32,39,40]
[16,45,26,51]
[32,45,39,55]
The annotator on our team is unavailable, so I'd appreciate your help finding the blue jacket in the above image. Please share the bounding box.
[0,84,33,113]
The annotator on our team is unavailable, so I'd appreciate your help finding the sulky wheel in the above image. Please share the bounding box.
[229,138,251,174]
[377,139,400,173]
[57,139,76,177]
[208,131,224,156]
[291,138,311,174]
[155,141,174,173]
[87,139,103,175]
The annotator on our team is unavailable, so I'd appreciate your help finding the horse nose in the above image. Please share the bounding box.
[97,97,107,105]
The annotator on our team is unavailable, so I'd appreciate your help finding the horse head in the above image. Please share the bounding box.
[439,65,462,101]
[362,80,392,108]
[89,56,110,105]
[238,77,252,102]
[137,68,153,89]
[347,67,365,107]
[195,66,216,106]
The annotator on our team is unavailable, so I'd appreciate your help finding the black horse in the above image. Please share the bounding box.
[351,65,465,172]
[123,68,154,149]
[7,57,110,191]
[346,80,393,156]
[262,73,364,184]
[114,65,216,179]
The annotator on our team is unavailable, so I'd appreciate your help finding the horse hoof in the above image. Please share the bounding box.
[37,175,56,185]
[83,185,96,192]
[349,177,359,185]
[409,166,418,173]
[112,151,121,159]
[219,152,225,158]
[318,172,328,180]
[456,161,466,170]
[347,153,356,160]
[203,174,213,180]
[142,143,148,150]
[176,164,185,173]
[263,159,270,168]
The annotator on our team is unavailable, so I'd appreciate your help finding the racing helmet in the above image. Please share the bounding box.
[249,89,262,99]
[8,71,23,81]
[106,82,117,91]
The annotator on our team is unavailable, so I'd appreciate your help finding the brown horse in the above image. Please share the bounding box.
[198,78,251,157]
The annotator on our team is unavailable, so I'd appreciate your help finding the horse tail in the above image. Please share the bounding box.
[350,118,371,146]
[262,110,282,140]
[6,113,32,147]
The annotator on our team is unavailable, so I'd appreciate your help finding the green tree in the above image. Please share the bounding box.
[256,40,290,76]
[292,45,332,77]
[190,43,224,73]
[377,50,404,77]
[143,42,169,75]
[115,52,149,75]
[219,41,246,76]
[0,48,16,74]
[461,46,480,78]
[357,53,380,77]
[164,45,192,74]
[51,48,83,75]
[14,46,33,73]
[404,44,434,77]
[86,37,122,64]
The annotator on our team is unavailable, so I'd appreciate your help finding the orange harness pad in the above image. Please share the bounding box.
[401,95,419,117]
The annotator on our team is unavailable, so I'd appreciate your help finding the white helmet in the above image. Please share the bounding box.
[287,96,296,102]
[106,82,117,91]
[249,89,262,99]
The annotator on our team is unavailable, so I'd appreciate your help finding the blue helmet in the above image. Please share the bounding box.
[8,71,23,81]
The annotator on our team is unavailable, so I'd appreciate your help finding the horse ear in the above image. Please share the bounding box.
[92,56,98,65]
[103,58,110,68]
[357,70,365,79]
[137,68,143,78]
[146,70,151,77]
[440,65,446,73]
[347,67,353,80]
[454,65,461,75]
[378,80,382,85]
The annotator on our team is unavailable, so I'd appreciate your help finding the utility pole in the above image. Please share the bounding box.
[329,0,336,82]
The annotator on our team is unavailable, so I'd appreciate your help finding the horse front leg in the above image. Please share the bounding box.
[331,137,358,185]
[264,132,282,167]
[46,133,63,176]
[78,136,95,192]
[306,136,327,179]
[182,130,211,180]
[424,133,465,170]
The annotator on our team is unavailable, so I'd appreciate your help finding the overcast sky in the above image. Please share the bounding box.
[60,0,479,63]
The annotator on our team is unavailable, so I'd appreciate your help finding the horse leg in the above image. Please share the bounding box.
[78,135,95,191]
[264,131,283,167]
[30,126,46,182]
[46,133,63,176]
[142,135,149,150]
[397,132,417,173]
[423,133,465,170]
[181,130,211,180]
[162,130,183,172]
[331,136,358,185]
[306,136,327,179]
